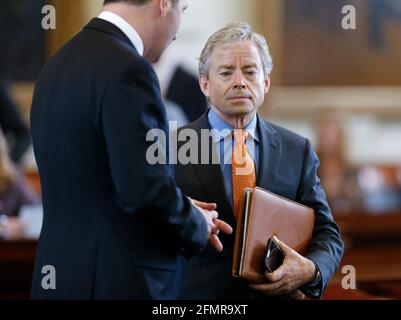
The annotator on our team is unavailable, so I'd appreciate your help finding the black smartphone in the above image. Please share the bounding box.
[263,237,284,273]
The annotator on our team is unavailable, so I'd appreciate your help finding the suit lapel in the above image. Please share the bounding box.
[189,114,234,216]
[256,116,281,191]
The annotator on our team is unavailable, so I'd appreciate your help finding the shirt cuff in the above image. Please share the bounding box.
[301,262,322,298]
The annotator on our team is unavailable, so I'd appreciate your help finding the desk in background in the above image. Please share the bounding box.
[0,240,37,299]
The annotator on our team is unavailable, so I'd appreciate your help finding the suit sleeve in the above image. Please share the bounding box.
[100,59,207,257]
[296,139,345,297]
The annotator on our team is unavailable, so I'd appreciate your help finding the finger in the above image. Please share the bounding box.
[210,223,219,235]
[286,290,306,300]
[265,265,286,282]
[208,210,218,220]
[213,219,233,234]
[192,199,217,210]
[249,282,279,296]
[210,234,223,252]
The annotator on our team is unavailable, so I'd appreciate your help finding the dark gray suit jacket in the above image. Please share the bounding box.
[174,112,344,299]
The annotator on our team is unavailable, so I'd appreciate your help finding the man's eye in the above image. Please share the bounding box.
[220,72,231,77]
[246,71,257,76]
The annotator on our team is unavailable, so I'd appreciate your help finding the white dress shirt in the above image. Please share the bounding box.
[98,11,144,56]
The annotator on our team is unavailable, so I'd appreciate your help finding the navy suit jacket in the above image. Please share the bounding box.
[30,18,207,299]
[174,113,344,299]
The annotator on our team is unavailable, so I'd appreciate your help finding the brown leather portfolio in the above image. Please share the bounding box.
[232,187,315,283]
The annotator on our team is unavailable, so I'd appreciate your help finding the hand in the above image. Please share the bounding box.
[190,198,233,252]
[249,236,316,297]
[286,289,306,300]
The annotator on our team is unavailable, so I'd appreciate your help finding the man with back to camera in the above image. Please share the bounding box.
[174,22,344,300]
[30,0,232,299]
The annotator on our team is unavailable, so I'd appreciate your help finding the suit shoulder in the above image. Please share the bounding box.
[264,120,309,148]
[177,116,207,133]
[122,56,155,76]
[78,23,155,78]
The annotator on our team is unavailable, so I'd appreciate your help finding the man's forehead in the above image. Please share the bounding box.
[211,41,261,63]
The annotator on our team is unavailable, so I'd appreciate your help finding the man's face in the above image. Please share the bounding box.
[153,0,188,62]
[200,40,270,119]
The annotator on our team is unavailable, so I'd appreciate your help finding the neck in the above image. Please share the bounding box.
[212,107,256,129]
[103,3,157,59]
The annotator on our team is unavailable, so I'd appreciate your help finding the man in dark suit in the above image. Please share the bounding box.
[30,0,232,299]
[174,22,344,300]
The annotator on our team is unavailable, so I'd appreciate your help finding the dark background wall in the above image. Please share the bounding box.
[0,0,45,81]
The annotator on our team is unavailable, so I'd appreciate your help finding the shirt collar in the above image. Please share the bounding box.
[98,11,144,56]
[207,107,259,144]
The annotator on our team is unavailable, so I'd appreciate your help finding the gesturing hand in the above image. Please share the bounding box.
[191,199,233,252]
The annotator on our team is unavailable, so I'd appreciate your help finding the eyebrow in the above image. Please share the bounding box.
[217,63,258,70]
[217,65,235,70]
[242,63,258,69]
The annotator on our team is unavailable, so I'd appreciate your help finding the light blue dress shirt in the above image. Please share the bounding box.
[207,108,259,204]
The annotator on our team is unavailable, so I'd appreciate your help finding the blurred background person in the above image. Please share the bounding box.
[315,112,362,215]
[0,82,32,165]
[0,128,39,240]
[153,46,208,125]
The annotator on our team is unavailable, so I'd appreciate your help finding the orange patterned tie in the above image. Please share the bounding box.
[232,130,256,220]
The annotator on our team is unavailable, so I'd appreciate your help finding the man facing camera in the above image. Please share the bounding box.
[174,22,344,299]
[30,0,232,300]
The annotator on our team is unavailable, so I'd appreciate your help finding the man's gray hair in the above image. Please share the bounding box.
[199,22,273,79]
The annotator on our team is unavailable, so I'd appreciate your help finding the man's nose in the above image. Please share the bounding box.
[232,71,246,89]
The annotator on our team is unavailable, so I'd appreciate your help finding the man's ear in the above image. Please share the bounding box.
[199,74,210,98]
[264,76,271,94]
[159,0,171,17]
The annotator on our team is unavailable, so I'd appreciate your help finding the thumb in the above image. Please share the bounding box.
[273,236,291,255]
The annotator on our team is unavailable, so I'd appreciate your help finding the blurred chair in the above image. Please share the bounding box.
[357,165,401,213]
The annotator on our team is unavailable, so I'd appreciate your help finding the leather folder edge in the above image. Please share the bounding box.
[232,188,254,278]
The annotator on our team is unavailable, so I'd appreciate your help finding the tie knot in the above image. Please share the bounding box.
[233,130,248,144]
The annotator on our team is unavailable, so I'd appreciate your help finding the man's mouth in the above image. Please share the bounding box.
[228,94,251,100]
[228,96,251,100]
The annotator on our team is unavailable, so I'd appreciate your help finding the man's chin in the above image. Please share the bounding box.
[228,104,255,115]
[149,54,162,64]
